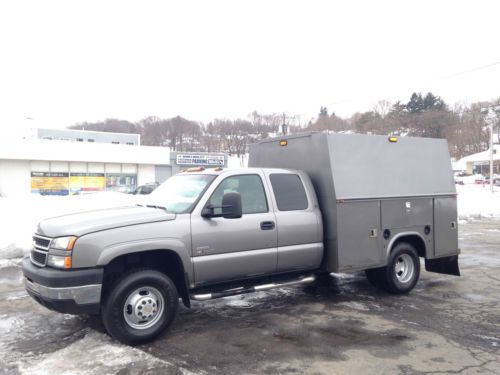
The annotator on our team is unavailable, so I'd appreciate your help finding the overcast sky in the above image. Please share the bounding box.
[0,0,499,133]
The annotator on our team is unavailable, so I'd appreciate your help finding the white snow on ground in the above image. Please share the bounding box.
[456,184,500,220]
[0,192,140,259]
[16,330,194,375]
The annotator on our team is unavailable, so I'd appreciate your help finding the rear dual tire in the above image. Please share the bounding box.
[365,242,420,294]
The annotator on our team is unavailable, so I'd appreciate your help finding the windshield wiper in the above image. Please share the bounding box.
[145,204,170,212]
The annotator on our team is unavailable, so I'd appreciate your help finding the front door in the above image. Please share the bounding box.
[191,173,277,285]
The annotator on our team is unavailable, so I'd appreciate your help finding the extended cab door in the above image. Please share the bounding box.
[264,171,324,272]
[191,171,278,285]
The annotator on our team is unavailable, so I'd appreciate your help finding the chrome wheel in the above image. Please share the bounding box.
[394,254,415,284]
[123,286,164,330]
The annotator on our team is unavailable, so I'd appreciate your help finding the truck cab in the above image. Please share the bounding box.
[23,167,324,345]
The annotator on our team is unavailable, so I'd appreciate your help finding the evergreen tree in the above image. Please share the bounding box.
[406,93,425,113]
[423,92,445,111]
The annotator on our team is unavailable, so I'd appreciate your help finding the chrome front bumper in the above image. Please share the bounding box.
[24,278,102,305]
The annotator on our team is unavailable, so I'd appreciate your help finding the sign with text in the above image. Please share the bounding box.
[69,173,105,194]
[176,154,225,166]
[31,172,69,195]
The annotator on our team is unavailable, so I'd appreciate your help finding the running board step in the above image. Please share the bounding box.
[190,275,316,301]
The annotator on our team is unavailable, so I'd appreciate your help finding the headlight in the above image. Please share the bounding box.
[51,236,77,250]
[47,255,72,269]
[48,236,76,269]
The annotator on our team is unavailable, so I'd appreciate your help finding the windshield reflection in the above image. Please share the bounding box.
[145,174,215,214]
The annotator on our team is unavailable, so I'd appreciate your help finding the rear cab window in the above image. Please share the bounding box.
[269,174,308,211]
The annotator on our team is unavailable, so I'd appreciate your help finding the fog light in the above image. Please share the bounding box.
[47,255,72,269]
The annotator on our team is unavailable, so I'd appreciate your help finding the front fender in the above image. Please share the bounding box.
[97,238,193,282]
[71,217,193,282]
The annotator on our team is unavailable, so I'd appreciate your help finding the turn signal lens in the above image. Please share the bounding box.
[279,140,288,146]
[64,256,72,269]
[388,136,398,143]
[67,237,77,250]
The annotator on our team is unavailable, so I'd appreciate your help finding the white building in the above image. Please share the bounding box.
[37,128,140,145]
[455,144,500,175]
[0,138,170,197]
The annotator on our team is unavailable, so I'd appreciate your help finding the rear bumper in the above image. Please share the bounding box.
[22,257,103,315]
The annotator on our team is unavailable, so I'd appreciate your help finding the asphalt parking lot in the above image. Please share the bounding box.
[1,218,499,375]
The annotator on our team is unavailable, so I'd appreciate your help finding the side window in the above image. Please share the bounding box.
[141,186,154,194]
[270,174,308,211]
[208,175,268,215]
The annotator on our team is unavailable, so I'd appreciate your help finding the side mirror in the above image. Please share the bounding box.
[201,192,242,219]
[201,204,214,218]
[222,192,242,219]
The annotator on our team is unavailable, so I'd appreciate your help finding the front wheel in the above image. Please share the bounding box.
[101,269,178,345]
[383,242,420,294]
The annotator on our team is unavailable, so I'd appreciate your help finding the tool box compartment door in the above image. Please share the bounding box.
[336,200,382,271]
[433,196,459,257]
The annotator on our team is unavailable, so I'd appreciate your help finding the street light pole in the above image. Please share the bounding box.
[482,105,498,193]
[490,115,494,193]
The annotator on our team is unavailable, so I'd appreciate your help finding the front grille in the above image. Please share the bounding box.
[33,235,51,249]
[31,234,51,267]
[31,249,48,266]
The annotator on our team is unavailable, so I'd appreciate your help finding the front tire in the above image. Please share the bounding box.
[383,242,420,294]
[101,269,178,345]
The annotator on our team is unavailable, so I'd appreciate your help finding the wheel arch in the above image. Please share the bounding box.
[102,249,191,308]
[387,232,427,258]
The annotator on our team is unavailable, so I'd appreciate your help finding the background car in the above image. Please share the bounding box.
[131,182,159,195]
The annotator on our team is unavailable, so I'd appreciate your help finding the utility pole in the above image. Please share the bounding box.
[490,112,494,193]
[482,105,499,193]
[281,112,288,135]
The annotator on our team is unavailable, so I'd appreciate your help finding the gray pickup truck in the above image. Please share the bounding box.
[23,133,460,345]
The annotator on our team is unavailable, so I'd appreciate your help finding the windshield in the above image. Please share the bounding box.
[145,174,216,214]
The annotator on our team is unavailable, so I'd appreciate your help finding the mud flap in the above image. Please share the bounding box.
[425,255,460,276]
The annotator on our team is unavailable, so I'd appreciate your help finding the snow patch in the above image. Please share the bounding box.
[0,315,17,335]
[456,184,500,219]
[338,301,370,311]
[0,192,138,259]
[473,334,500,341]
[225,298,254,308]
[16,330,192,375]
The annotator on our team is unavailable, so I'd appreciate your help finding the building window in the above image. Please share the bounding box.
[76,138,83,142]
[126,142,134,145]
[88,139,95,143]
[112,141,120,144]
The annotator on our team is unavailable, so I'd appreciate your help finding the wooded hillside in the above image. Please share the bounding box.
[69,93,500,159]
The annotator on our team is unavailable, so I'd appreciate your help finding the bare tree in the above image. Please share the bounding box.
[372,100,392,118]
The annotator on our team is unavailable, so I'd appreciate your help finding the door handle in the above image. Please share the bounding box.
[260,221,275,230]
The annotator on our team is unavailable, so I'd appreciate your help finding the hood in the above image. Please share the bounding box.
[37,205,176,238]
